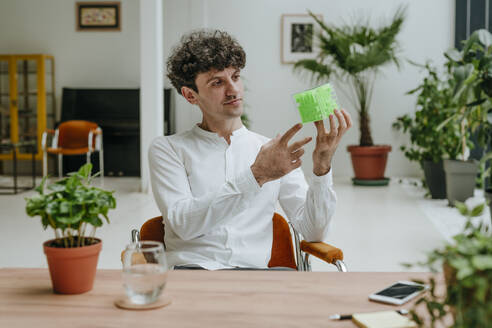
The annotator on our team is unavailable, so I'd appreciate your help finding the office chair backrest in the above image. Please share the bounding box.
[140,216,166,243]
[58,120,98,149]
[268,213,296,269]
[139,213,297,270]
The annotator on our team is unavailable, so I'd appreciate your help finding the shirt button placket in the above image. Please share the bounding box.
[224,144,234,264]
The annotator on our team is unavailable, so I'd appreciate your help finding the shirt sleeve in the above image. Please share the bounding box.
[148,137,261,241]
[277,168,337,242]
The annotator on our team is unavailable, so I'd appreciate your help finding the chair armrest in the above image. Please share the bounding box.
[88,128,103,151]
[300,240,343,264]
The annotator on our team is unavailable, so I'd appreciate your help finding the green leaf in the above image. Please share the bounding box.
[35,176,48,194]
[471,255,492,270]
[472,276,488,302]
[86,215,103,227]
[449,257,469,271]
[47,183,64,192]
[470,203,485,217]
[455,201,469,216]
[456,265,474,280]
[477,29,492,48]
[77,163,93,179]
[445,48,462,62]
[58,201,71,214]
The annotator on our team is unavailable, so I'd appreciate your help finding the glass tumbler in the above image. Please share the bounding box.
[122,241,168,305]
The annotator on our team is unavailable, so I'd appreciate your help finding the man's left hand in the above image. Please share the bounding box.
[312,109,352,176]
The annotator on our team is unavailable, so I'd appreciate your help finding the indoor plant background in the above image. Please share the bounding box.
[25,163,116,294]
[408,202,492,327]
[294,7,405,182]
[393,63,461,199]
[394,29,492,204]
[437,29,492,206]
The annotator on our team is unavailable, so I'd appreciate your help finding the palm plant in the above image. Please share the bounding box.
[294,8,405,146]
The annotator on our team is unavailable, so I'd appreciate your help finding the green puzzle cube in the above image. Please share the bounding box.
[293,83,338,123]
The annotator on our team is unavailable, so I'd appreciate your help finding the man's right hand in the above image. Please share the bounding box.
[250,123,312,187]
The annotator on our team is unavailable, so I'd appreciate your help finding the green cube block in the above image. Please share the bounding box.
[293,83,338,123]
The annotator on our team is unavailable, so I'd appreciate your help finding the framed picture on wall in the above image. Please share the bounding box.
[281,14,323,64]
[76,2,121,31]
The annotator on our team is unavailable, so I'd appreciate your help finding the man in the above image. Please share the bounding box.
[149,30,351,270]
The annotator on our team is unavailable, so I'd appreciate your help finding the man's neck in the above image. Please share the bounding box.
[199,117,243,144]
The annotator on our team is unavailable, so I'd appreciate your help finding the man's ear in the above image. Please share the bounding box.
[181,86,198,105]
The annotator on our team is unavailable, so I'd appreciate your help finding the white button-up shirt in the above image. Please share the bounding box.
[148,125,337,270]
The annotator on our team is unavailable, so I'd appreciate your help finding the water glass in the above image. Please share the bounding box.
[122,241,168,305]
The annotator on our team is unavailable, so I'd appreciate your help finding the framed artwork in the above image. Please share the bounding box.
[76,2,121,31]
[281,14,322,64]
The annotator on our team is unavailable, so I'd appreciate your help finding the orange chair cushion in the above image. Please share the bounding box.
[268,213,297,269]
[57,120,99,149]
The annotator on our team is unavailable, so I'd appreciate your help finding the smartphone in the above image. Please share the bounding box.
[369,281,428,305]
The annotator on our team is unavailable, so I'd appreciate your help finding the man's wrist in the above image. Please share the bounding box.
[250,164,267,187]
[313,165,331,176]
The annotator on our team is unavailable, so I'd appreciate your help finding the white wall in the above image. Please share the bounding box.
[0,0,454,178]
[163,0,455,178]
[0,0,140,120]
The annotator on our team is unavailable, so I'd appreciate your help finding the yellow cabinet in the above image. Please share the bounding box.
[0,54,56,161]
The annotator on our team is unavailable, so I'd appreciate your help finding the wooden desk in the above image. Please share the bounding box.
[0,269,441,327]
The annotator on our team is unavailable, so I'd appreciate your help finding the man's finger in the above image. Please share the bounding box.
[314,120,326,136]
[280,123,303,145]
[341,109,352,129]
[334,109,347,130]
[328,114,338,136]
[291,159,303,169]
[288,137,312,151]
[291,148,305,160]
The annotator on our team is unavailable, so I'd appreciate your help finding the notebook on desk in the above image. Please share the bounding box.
[352,311,416,328]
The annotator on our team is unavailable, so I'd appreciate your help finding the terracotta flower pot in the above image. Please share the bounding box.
[43,238,102,294]
[347,145,392,179]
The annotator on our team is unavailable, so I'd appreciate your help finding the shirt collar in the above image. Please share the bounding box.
[192,124,248,141]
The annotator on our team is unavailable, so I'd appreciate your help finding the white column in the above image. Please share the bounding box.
[140,0,164,193]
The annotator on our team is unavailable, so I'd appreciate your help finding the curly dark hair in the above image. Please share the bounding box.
[166,29,246,94]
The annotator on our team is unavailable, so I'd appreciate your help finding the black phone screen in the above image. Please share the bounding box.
[376,283,424,299]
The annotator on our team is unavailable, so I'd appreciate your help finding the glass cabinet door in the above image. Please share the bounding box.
[44,57,56,133]
[16,59,38,144]
[0,55,56,160]
[0,59,9,142]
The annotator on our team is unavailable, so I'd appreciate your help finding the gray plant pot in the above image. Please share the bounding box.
[423,160,446,199]
[443,159,478,206]
[485,189,492,221]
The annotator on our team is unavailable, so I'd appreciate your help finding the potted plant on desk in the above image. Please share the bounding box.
[393,64,461,199]
[25,163,116,294]
[408,202,492,327]
[294,8,405,185]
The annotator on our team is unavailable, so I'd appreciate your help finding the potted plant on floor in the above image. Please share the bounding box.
[438,29,492,206]
[294,7,406,185]
[393,63,461,199]
[408,202,492,327]
[25,163,116,294]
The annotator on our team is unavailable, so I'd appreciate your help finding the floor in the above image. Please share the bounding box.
[0,175,483,272]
